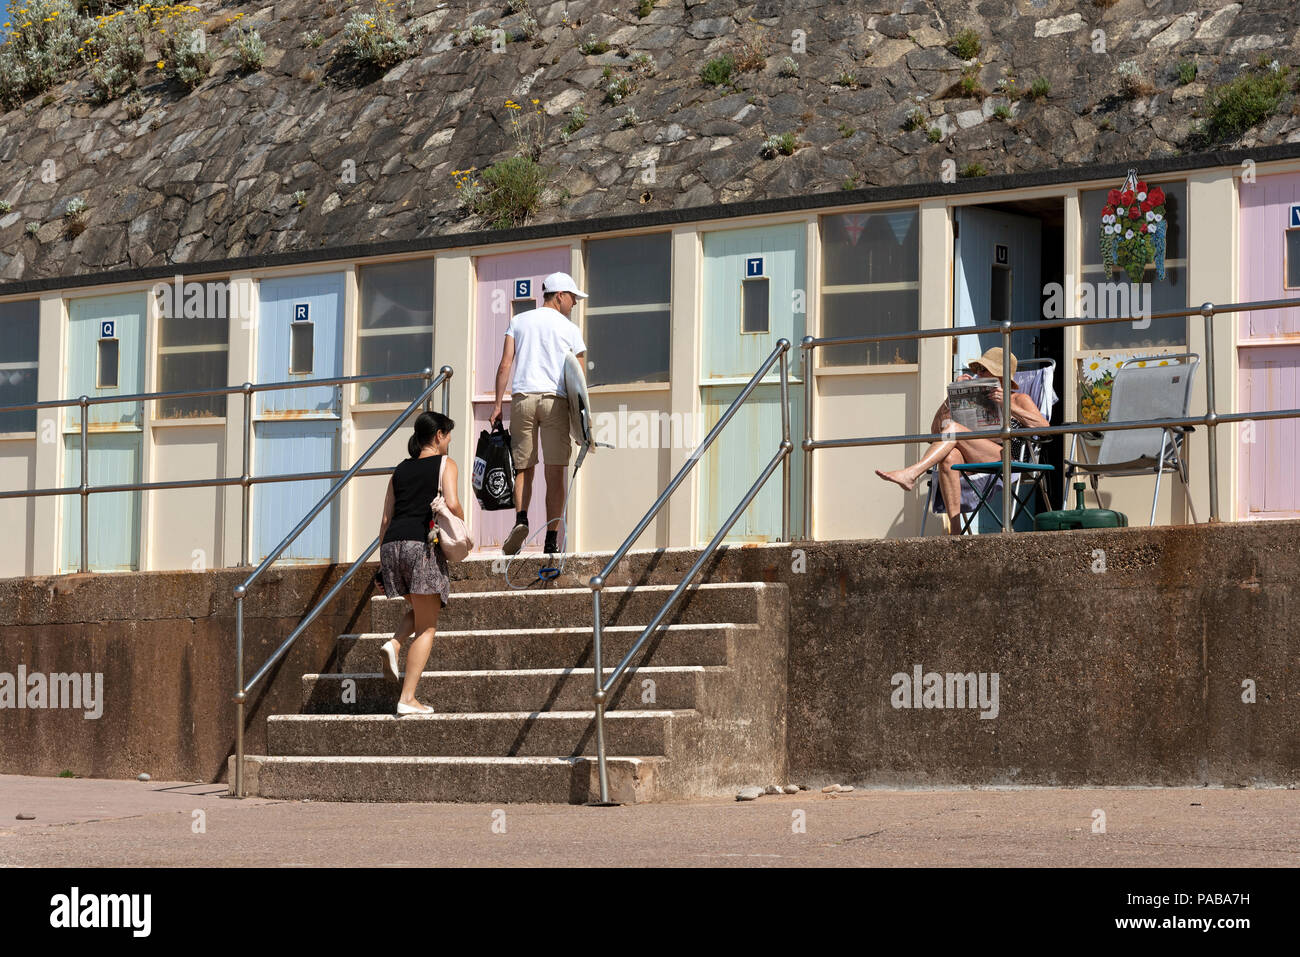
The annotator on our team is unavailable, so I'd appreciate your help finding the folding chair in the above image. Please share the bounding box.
[1064,353,1198,526]
[921,358,1058,534]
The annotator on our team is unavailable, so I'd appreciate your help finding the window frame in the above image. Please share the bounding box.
[1285,226,1300,291]
[817,206,922,369]
[355,259,436,406]
[154,280,231,420]
[1078,178,1188,353]
[581,231,674,388]
[740,276,771,335]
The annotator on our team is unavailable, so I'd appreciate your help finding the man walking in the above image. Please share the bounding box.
[491,272,588,555]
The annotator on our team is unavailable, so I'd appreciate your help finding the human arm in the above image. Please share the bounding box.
[1001,390,1049,430]
[378,476,395,542]
[491,333,516,425]
[441,457,465,521]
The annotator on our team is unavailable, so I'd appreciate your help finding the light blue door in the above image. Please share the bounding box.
[953,207,1041,374]
[699,225,805,543]
[61,293,146,572]
[252,274,345,563]
[953,208,1043,533]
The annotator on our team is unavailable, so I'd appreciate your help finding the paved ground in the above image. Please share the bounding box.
[0,775,1294,867]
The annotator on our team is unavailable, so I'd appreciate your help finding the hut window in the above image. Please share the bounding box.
[357,260,434,404]
[0,299,39,433]
[157,280,230,419]
[1079,180,1186,350]
[819,209,920,365]
[582,232,672,387]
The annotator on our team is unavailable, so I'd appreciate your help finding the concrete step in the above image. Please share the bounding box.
[233,754,661,804]
[437,543,791,595]
[369,582,770,633]
[266,710,683,758]
[301,666,705,714]
[334,623,747,673]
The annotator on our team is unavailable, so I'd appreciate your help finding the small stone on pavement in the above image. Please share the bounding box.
[16,813,35,820]
[736,785,764,801]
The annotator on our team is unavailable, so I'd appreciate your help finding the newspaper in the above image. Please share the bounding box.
[946,377,1004,431]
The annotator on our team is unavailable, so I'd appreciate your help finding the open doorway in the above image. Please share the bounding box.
[952,198,1066,523]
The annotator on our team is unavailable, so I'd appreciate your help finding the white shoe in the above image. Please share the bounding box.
[396,701,434,715]
[502,523,528,555]
[380,639,400,686]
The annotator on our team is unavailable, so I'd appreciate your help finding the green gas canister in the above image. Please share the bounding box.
[1033,482,1129,531]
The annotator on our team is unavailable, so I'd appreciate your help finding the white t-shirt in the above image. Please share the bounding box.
[505,306,587,396]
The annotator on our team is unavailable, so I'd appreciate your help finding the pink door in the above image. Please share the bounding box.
[1237,173,1300,519]
[472,248,573,551]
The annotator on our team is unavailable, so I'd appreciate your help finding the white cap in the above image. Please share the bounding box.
[541,271,588,299]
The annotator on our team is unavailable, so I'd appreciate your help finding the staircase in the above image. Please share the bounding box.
[233,558,789,803]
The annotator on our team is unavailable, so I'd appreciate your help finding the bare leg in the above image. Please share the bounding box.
[399,594,441,709]
[381,605,415,682]
[544,463,566,527]
[876,418,965,491]
[513,464,535,514]
[391,606,414,647]
[937,446,967,535]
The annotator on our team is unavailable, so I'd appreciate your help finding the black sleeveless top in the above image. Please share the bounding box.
[383,455,443,544]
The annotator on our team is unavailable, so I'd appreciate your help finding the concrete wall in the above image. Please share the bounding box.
[0,565,377,782]
[1,521,1295,787]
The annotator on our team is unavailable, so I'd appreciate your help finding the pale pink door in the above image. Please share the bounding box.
[1237,173,1300,518]
[472,248,573,551]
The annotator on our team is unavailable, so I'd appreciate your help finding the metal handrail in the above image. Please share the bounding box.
[800,296,1300,537]
[232,366,453,798]
[588,339,792,804]
[0,367,450,572]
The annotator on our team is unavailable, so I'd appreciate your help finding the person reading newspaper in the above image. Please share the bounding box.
[875,347,1048,535]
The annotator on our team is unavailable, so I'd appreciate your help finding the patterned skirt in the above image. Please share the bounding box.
[379,539,451,607]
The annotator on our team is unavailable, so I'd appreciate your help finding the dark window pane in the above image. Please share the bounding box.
[159,351,228,418]
[822,290,920,365]
[584,233,672,385]
[97,339,119,389]
[991,265,1012,324]
[358,260,434,403]
[358,332,437,404]
[822,210,920,285]
[0,299,39,432]
[742,278,770,333]
[819,210,920,365]
[512,298,535,315]
[1287,231,1300,289]
[290,323,314,375]
[156,282,229,418]
[586,310,670,387]
[1080,181,1187,350]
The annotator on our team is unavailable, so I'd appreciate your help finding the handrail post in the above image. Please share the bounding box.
[1000,321,1013,534]
[79,396,89,573]
[440,365,453,417]
[234,584,246,798]
[591,582,608,804]
[778,340,791,542]
[240,382,253,566]
[423,368,433,413]
[800,336,814,541]
[1201,303,1220,522]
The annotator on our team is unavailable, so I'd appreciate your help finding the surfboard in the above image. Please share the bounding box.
[563,350,593,449]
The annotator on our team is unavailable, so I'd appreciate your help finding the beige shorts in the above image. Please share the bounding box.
[510,392,571,469]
